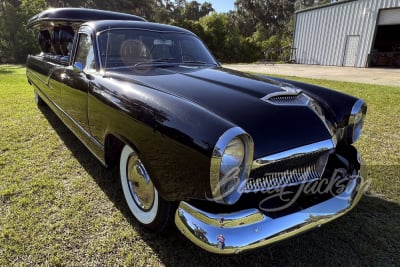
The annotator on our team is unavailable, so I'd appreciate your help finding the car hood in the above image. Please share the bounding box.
[107,66,333,158]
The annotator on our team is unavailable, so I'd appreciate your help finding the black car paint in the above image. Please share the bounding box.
[26,16,360,202]
[27,7,146,29]
[102,67,335,157]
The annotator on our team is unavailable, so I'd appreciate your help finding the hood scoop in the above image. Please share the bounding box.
[261,83,335,139]
[261,83,309,106]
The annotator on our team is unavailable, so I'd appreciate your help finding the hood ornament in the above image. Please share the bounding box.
[280,83,302,95]
[260,83,306,106]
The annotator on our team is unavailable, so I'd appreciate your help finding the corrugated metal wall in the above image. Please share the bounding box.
[293,0,400,67]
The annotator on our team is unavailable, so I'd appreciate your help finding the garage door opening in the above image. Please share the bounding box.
[370,9,400,67]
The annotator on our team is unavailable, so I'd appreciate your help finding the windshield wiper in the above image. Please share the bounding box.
[151,57,176,63]
[132,58,177,68]
[182,60,217,66]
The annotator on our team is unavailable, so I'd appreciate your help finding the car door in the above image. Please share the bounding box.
[60,30,96,135]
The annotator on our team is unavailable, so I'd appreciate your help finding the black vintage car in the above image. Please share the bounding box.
[26,8,367,254]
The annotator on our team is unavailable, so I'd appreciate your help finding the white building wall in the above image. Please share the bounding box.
[293,0,400,67]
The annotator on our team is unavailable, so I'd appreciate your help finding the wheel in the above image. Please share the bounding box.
[119,144,171,231]
[34,91,46,106]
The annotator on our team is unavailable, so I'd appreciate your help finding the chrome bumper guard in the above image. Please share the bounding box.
[175,171,366,254]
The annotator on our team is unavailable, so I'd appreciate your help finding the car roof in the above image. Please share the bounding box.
[28,8,195,36]
[83,20,196,36]
[27,8,146,29]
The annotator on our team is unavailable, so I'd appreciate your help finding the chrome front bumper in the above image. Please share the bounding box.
[175,172,366,254]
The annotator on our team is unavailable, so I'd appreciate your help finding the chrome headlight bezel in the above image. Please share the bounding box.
[210,127,254,205]
[348,99,367,144]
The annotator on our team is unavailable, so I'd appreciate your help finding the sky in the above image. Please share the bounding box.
[198,0,236,13]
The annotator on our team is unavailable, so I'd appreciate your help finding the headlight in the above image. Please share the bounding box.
[220,137,245,176]
[348,99,367,143]
[209,127,254,204]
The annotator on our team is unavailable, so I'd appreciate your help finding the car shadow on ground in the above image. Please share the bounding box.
[0,66,15,74]
[39,105,400,266]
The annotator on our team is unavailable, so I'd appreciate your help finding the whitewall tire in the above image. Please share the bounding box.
[119,144,170,231]
[34,91,45,106]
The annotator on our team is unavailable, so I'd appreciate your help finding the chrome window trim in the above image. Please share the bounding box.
[95,27,218,70]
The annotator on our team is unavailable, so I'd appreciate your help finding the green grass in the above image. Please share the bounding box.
[1,66,399,266]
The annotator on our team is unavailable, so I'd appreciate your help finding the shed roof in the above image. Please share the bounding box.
[295,0,357,14]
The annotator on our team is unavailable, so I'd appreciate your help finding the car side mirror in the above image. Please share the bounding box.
[72,62,84,73]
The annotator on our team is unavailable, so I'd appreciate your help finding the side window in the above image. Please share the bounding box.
[74,33,96,71]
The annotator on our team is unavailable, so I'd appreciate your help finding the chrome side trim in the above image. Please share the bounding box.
[175,166,366,254]
[252,139,335,170]
[308,97,336,142]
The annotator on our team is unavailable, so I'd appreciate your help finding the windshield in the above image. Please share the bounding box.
[97,29,218,69]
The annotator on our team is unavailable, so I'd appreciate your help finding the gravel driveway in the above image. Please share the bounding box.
[224,64,400,87]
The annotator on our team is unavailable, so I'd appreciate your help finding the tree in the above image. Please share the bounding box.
[235,0,295,37]
[14,0,47,62]
[200,13,229,60]
[182,1,214,21]
[232,0,296,62]
[183,1,201,20]
[0,0,47,63]
[199,2,213,17]
[155,0,213,23]
[0,0,298,64]
[0,1,16,62]
[295,0,338,10]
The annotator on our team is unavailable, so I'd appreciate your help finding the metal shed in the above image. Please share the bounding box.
[292,0,400,67]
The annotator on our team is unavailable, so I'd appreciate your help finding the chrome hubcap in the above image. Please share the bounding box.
[127,154,155,211]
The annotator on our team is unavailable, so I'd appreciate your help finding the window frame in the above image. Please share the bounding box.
[70,27,99,73]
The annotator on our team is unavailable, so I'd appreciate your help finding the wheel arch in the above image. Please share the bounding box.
[104,133,143,169]
[100,84,239,202]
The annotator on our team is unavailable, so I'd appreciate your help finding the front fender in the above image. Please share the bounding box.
[88,77,236,201]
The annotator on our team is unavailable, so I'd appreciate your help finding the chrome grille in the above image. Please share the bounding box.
[245,150,331,193]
